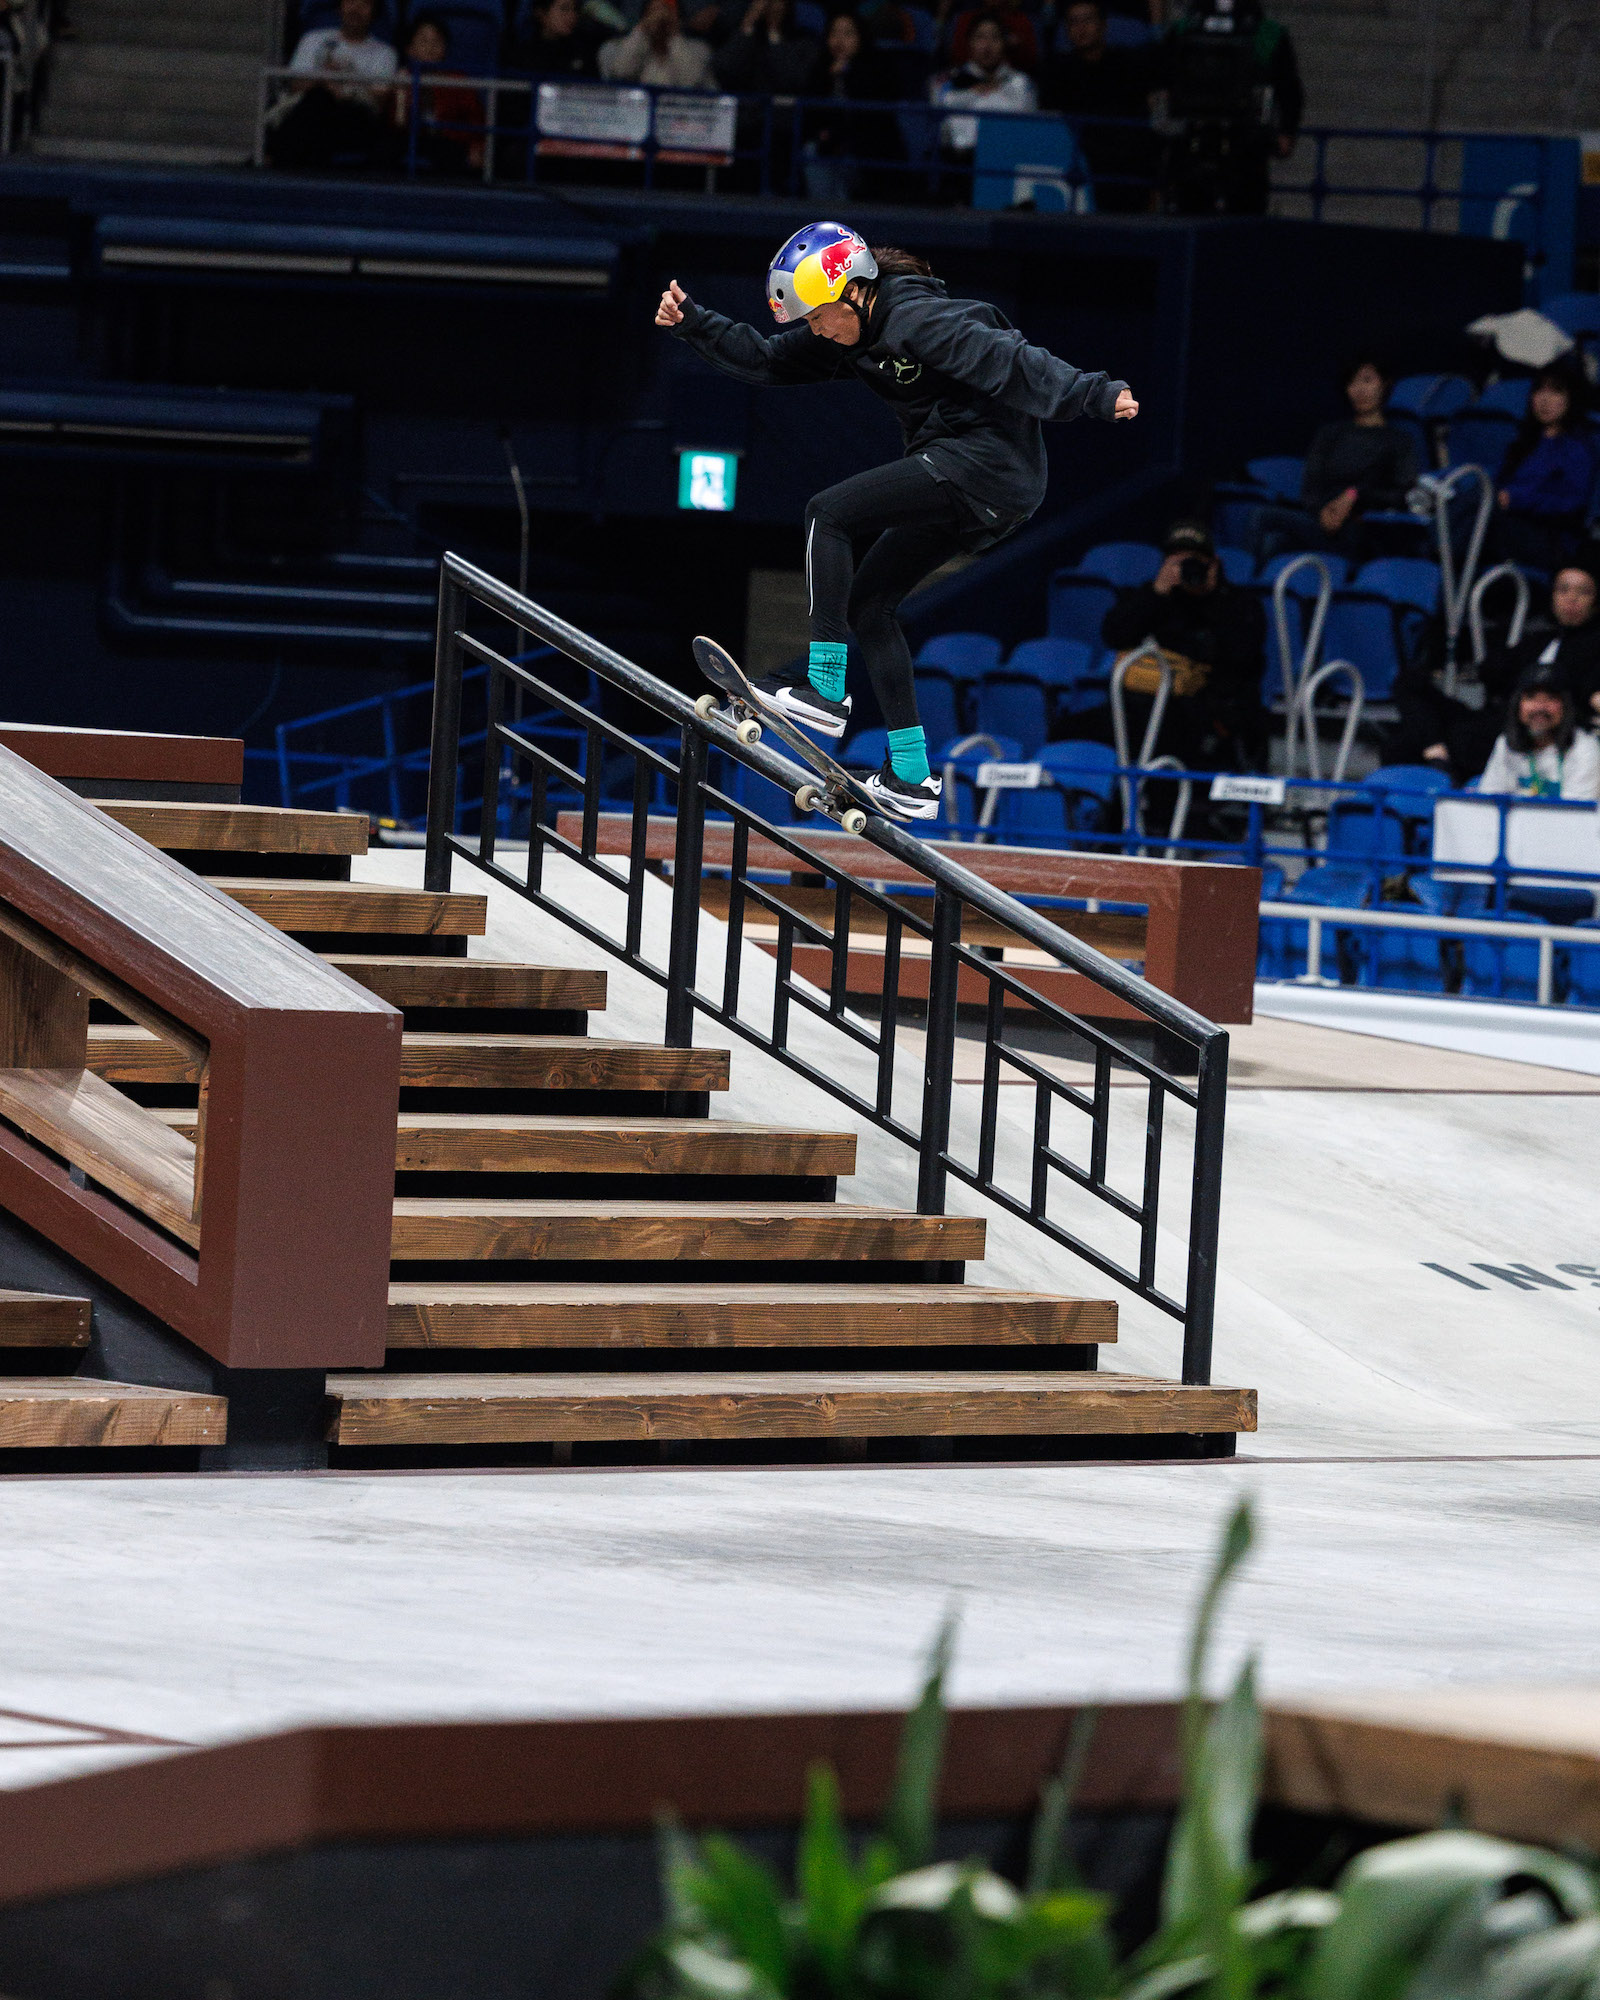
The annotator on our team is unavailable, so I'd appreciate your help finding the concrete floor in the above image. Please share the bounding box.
[1,851,1597,1793]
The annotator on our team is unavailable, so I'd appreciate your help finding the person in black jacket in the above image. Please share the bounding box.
[1385,562,1600,787]
[656,223,1137,819]
[1251,355,1419,569]
[1098,520,1268,775]
[1040,0,1157,214]
[801,13,902,204]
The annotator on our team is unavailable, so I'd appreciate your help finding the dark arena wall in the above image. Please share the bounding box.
[0,160,1520,760]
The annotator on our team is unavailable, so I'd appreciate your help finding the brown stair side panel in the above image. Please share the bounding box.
[327,1371,1257,1445]
[385,1284,1114,1348]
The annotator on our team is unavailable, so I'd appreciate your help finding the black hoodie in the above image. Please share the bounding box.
[670,273,1128,527]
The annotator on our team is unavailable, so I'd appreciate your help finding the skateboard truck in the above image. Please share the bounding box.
[795,783,868,835]
[694,690,762,747]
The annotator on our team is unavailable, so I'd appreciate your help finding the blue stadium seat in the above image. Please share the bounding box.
[426,0,505,69]
[1047,570,1117,648]
[1569,918,1600,1008]
[1037,740,1118,822]
[1389,373,1475,419]
[1259,550,1350,591]
[1542,292,1600,341]
[992,786,1074,844]
[793,0,827,30]
[1004,636,1104,718]
[1245,456,1305,501]
[1446,412,1516,476]
[1317,594,1422,702]
[1258,865,1371,983]
[1477,378,1531,418]
[902,6,937,49]
[296,0,399,33]
[913,672,963,749]
[842,726,890,770]
[1365,763,1452,854]
[1216,545,1255,584]
[975,674,1048,755]
[915,632,1002,681]
[939,733,1021,829]
[1076,541,1162,587]
[1463,909,1568,1003]
[1352,556,1441,614]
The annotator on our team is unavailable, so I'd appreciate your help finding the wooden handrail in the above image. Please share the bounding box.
[0,746,401,1369]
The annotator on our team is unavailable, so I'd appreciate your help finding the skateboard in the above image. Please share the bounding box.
[692,635,877,836]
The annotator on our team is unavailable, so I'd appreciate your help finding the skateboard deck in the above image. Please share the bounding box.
[692,635,878,834]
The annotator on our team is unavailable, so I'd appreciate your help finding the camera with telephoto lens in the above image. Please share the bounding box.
[1179,553,1212,587]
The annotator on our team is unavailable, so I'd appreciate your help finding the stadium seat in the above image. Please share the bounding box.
[1316,596,1419,703]
[842,726,890,770]
[1216,546,1254,585]
[1569,918,1600,1009]
[1259,550,1349,591]
[1477,379,1531,418]
[1446,412,1516,476]
[1542,292,1600,344]
[1245,456,1305,502]
[915,632,1002,681]
[902,6,938,49]
[1102,12,1155,41]
[938,733,1021,829]
[1364,763,1452,854]
[1076,541,1162,587]
[1038,740,1119,824]
[295,0,398,32]
[1004,636,1104,718]
[426,0,505,69]
[1047,569,1117,648]
[913,672,963,750]
[975,674,1048,755]
[793,0,827,30]
[1389,373,1475,419]
[1258,864,1371,983]
[1352,557,1441,614]
[1463,909,1569,1003]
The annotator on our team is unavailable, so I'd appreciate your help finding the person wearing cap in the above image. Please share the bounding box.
[598,0,713,86]
[1098,520,1268,775]
[1478,663,1599,802]
[1386,563,1600,788]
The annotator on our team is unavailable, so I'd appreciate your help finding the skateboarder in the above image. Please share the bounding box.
[656,222,1138,819]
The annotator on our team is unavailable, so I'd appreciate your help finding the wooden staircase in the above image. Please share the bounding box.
[47,799,1254,1462]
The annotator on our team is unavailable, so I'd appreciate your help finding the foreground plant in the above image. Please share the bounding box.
[619,1501,1600,2000]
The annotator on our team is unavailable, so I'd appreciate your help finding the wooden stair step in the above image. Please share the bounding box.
[386,1283,1113,1349]
[0,1379,226,1448]
[211,878,486,936]
[388,1201,984,1262]
[99,802,369,858]
[326,1370,1257,1446]
[89,1029,730,1094]
[323,956,606,1012]
[0,1289,92,1348]
[387,1116,855,1175]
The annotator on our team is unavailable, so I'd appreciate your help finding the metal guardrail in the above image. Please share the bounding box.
[422,552,1230,1384]
[1261,898,1599,1006]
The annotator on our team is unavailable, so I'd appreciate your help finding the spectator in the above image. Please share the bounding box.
[266,0,399,170]
[1160,0,1300,215]
[388,14,485,173]
[0,0,48,127]
[931,13,1036,158]
[1389,564,1600,787]
[714,0,820,93]
[1250,356,1419,568]
[857,0,920,44]
[506,0,601,74]
[1492,361,1598,576]
[1478,662,1600,801]
[801,13,900,202]
[1098,520,1268,774]
[599,0,714,84]
[937,0,1039,71]
[1040,0,1156,213]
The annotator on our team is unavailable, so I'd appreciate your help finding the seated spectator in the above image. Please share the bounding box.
[1250,356,1419,568]
[1040,0,1156,212]
[599,0,714,85]
[506,0,601,74]
[1478,662,1600,801]
[1492,361,1598,577]
[266,0,399,170]
[1098,520,1268,775]
[931,14,1036,157]
[936,0,1039,71]
[388,14,485,173]
[1388,564,1600,788]
[714,0,821,93]
[802,13,901,202]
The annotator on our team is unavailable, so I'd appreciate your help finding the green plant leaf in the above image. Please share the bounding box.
[661,1937,785,2000]
[1304,1831,1597,2000]
[880,1614,956,1874]
[797,1763,869,1987]
[685,1835,791,1991]
[1028,1707,1100,1898]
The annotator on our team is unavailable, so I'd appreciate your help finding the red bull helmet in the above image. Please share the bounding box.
[766,222,878,324]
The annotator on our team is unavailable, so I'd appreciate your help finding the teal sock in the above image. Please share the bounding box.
[887,726,930,785]
[807,641,848,703]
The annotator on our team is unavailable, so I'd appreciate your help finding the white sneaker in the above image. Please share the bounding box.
[864,760,942,821]
[752,673,851,740]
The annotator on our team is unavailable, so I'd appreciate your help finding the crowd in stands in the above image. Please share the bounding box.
[267,0,1303,208]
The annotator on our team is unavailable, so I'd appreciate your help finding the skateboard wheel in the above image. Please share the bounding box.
[694,692,718,719]
[841,808,868,835]
[795,784,822,814]
[736,718,762,746]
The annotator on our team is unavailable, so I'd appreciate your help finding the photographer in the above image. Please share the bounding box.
[1098,521,1268,774]
[1158,0,1302,216]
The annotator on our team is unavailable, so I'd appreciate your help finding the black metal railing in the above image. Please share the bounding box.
[423,552,1229,1384]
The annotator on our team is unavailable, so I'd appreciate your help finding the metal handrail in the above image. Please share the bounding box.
[1293,658,1366,783]
[1434,463,1495,691]
[423,552,1230,1386]
[1262,898,1598,1007]
[1468,560,1531,665]
[1270,554,1333,779]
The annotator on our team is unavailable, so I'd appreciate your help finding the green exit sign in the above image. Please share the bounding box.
[677,449,739,513]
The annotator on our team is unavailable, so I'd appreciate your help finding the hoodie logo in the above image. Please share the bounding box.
[881,354,922,386]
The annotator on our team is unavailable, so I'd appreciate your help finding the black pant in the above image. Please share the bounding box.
[806,456,1001,732]
[266,87,386,170]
